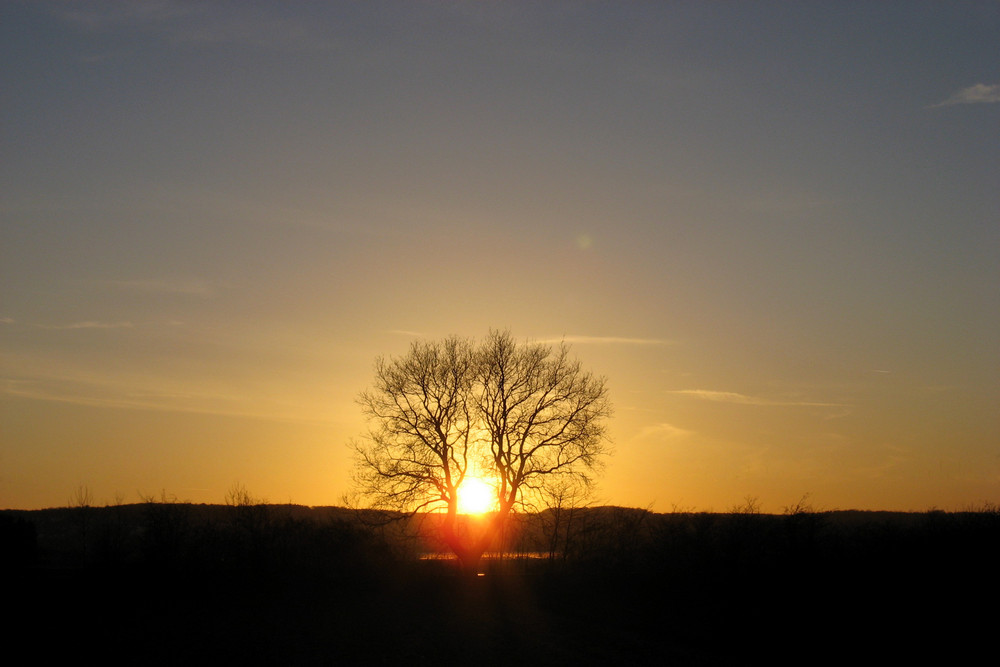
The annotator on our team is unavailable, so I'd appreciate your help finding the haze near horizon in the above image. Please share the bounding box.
[2,2,997,512]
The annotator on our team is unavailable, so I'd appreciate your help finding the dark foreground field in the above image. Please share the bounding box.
[4,504,997,665]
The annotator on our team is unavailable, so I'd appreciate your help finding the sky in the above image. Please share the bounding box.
[2,1,998,512]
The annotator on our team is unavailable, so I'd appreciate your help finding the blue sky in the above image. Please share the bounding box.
[2,1,998,510]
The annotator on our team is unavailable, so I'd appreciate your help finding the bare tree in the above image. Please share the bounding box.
[352,331,611,571]
[69,485,94,564]
[353,336,479,564]
[70,485,94,509]
[478,330,611,516]
[536,476,595,562]
[225,482,270,538]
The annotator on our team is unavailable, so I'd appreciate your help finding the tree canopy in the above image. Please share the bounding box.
[352,330,611,569]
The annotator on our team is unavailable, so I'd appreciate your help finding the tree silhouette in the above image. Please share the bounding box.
[354,335,477,563]
[353,330,611,570]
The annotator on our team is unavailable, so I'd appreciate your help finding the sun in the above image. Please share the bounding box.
[456,475,496,515]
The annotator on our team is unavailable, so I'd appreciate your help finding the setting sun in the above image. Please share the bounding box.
[456,476,496,515]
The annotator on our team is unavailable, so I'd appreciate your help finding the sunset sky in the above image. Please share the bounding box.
[2,1,997,511]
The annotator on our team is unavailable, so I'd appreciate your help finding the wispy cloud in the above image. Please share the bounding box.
[670,389,848,408]
[0,366,328,424]
[387,329,425,338]
[541,335,674,346]
[3,377,241,419]
[3,317,136,331]
[929,83,1000,108]
[42,321,134,330]
[635,422,694,441]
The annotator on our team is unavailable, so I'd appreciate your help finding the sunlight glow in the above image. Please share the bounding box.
[457,475,496,515]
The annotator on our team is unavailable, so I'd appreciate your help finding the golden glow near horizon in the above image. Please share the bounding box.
[0,4,997,512]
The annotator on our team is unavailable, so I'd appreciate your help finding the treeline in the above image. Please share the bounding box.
[1,500,397,580]
[5,500,998,579]
[503,503,1000,573]
[4,502,997,664]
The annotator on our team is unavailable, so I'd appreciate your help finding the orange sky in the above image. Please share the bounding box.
[2,2,998,511]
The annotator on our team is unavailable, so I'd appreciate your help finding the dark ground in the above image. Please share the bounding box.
[4,505,997,665]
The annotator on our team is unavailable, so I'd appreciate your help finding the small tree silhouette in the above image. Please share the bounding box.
[69,485,93,564]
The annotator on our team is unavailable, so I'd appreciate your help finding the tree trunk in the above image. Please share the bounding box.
[442,502,515,575]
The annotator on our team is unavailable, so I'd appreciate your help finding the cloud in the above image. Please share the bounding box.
[3,377,243,419]
[930,83,1000,108]
[384,332,672,345]
[387,329,425,338]
[0,361,326,424]
[541,335,674,346]
[670,389,848,408]
[44,321,134,330]
[672,390,757,404]
[635,422,694,441]
[4,318,135,331]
